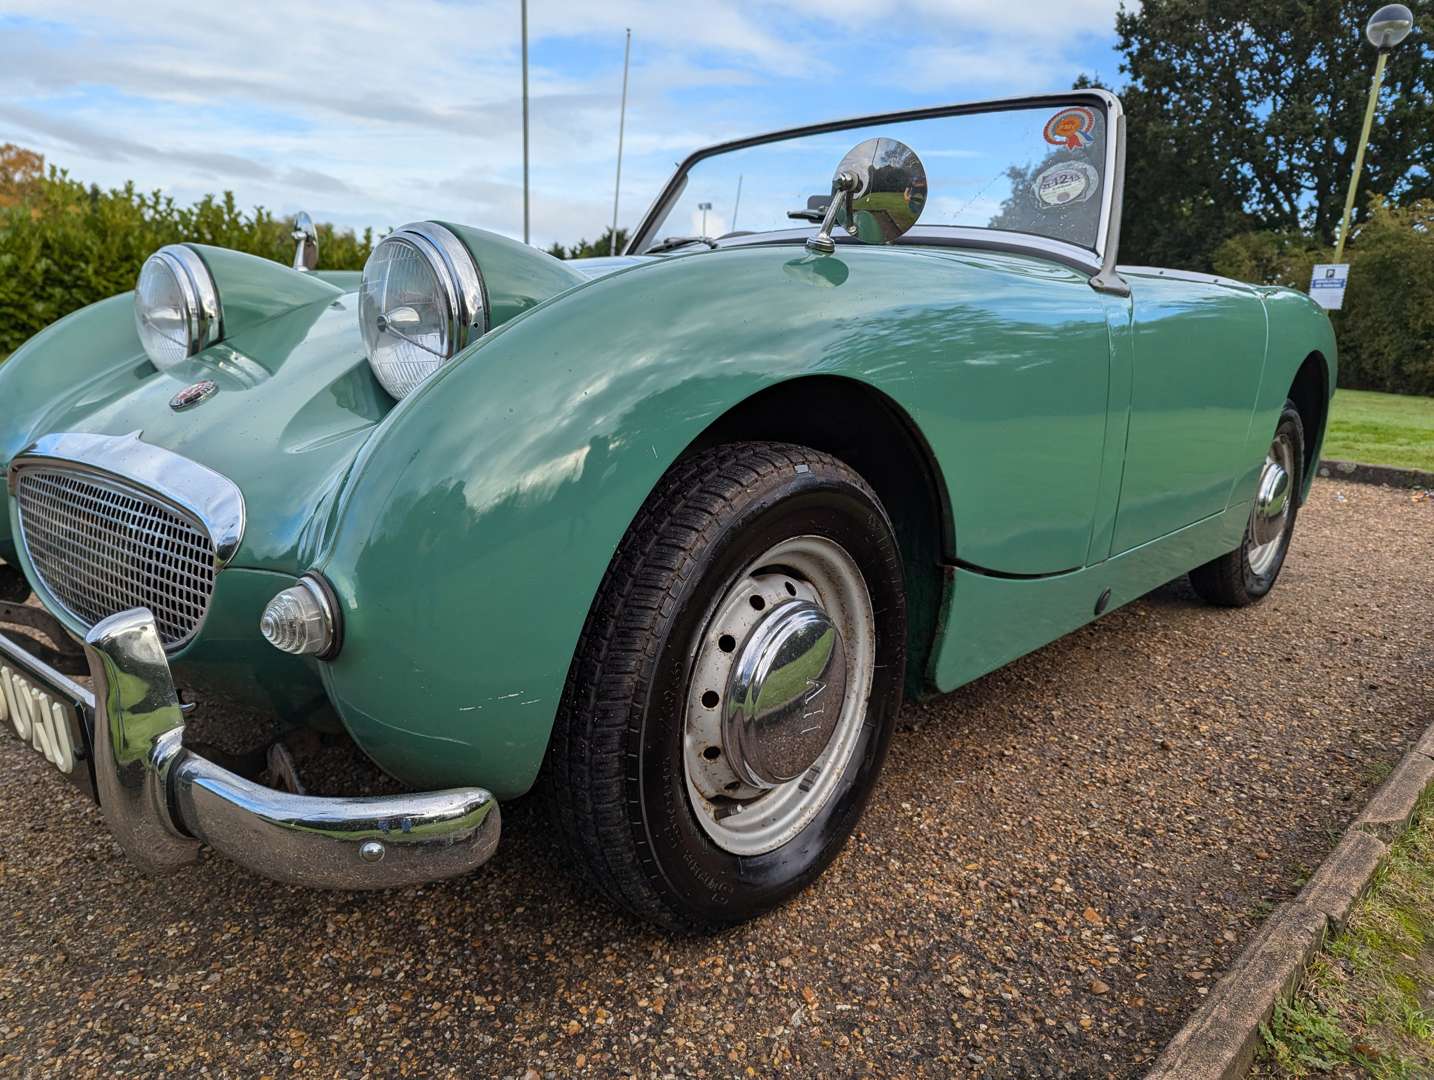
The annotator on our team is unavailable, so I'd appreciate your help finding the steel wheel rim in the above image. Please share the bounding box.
[1247,431,1295,577]
[682,535,876,857]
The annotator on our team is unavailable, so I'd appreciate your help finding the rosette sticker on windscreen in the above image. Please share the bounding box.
[1042,106,1097,151]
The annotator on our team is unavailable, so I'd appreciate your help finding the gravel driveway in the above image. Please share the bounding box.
[1,479,1430,1078]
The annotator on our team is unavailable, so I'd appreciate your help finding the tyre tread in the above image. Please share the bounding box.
[542,442,877,931]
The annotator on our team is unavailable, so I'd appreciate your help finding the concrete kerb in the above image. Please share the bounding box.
[1144,724,1434,1079]
[1317,459,1433,490]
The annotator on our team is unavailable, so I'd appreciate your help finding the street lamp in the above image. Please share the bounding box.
[1333,4,1415,262]
[698,202,712,237]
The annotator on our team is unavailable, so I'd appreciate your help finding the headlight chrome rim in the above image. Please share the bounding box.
[360,221,487,399]
[134,244,222,369]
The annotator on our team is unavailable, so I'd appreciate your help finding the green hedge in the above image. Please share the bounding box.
[1213,199,1434,397]
[0,167,374,356]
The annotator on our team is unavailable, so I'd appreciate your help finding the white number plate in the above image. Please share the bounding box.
[0,638,95,800]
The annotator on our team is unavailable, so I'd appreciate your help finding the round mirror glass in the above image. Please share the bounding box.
[834,137,927,244]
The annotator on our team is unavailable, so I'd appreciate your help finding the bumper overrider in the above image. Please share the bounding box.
[1,607,500,889]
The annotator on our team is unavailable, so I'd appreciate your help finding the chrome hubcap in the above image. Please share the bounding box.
[683,536,874,856]
[723,600,848,788]
[1248,432,1294,576]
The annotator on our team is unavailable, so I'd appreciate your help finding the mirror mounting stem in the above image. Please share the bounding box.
[805,172,859,256]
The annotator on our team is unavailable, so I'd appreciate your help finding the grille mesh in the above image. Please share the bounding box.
[14,468,217,649]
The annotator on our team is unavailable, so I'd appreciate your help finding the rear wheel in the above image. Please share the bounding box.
[1189,401,1305,607]
[543,442,906,931]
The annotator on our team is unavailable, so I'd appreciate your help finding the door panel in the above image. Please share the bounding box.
[889,252,1115,575]
[1111,271,1267,554]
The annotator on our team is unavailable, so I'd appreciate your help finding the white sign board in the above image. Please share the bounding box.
[1309,263,1349,311]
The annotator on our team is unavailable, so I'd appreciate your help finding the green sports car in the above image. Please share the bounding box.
[0,91,1334,930]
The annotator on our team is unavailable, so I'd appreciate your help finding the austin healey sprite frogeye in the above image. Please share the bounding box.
[0,91,1334,930]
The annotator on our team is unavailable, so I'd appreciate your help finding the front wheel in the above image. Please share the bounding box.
[1189,401,1305,607]
[543,442,906,931]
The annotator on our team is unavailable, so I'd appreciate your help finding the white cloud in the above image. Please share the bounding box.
[0,0,1122,247]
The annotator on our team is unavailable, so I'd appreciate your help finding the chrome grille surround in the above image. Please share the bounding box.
[15,469,216,649]
[7,431,246,652]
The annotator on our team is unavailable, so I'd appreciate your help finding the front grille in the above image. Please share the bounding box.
[14,467,218,649]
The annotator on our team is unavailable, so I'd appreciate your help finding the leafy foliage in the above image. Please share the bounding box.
[1102,0,1433,271]
[1213,200,1434,395]
[546,227,628,260]
[0,144,44,209]
[0,148,374,356]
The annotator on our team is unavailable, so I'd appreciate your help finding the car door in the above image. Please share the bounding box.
[887,249,1116,577]
[1109,268,1267,555]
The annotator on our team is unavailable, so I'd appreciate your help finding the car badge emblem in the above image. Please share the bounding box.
[170,380,218,411]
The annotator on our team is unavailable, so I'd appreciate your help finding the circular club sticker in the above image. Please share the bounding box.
[1034,161,1099,208]
[1043,106,1097,150]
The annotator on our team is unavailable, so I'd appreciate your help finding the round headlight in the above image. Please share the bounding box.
[359,222,487,399]
[133,245,222,370]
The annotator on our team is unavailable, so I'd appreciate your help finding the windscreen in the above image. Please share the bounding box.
[637,101,1110,255]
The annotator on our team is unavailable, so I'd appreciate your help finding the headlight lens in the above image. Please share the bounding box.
[359,222,487,399]
[133,245,222,370]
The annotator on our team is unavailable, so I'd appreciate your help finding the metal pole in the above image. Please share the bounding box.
[521,0,530,245]
[731,174,743,233]
[1334,49,1388,263]
[610,28,631,256]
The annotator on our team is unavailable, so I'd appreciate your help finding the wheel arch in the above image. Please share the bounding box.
[680,375,955,698]
[1287,350,1330,500]
[1258,288,1337,505]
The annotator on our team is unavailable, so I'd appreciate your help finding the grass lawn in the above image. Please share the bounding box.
[1323,389,1434,473]
[1255,797,1434,1078]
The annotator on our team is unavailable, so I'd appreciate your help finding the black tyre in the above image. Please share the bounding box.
[543,442,906,931]
[1189,401,1305,607]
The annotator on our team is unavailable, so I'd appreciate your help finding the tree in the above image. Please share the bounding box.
[547,227,628,260]
[0,144,44,208]
[1100,1,1432,270]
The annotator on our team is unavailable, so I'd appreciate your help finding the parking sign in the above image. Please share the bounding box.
[1309,264,1349,311]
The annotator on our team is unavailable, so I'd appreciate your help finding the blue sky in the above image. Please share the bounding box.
[0,1,1129,249]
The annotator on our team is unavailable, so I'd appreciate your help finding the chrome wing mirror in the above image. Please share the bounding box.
[291,211,319,272]
[806,138,927,256]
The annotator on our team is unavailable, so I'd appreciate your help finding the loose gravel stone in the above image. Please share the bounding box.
[0,480,1428,1077]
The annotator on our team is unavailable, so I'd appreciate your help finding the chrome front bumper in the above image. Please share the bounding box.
[9,607,500,889]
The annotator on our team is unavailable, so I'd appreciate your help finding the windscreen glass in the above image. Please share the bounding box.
[638,102,1109,254]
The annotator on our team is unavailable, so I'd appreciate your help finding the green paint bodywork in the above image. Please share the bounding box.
[0,227,1336,801]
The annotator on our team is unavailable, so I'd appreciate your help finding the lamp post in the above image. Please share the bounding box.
[521,0,530,246]
[610,29,631,256]
[697,202,712,237]
[1333,4,1415,262]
